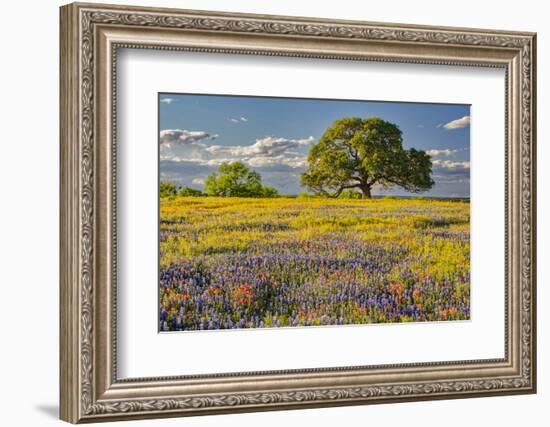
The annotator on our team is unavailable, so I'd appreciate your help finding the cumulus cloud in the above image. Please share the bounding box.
[431,157,470,188]
[432,173,470,184]
[427,149,458,157]
[229,116,248,123]
[204,136,314,168]
[443,115,470,130]
[192,177,205,185]
[160,97,175,104]
[432,159,470,170]
[160,133,315,171]
[159,129,217,146]
[247,155,308,168]
[207,136,314,157]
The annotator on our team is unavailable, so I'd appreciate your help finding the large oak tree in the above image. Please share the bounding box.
[301,117,434,198]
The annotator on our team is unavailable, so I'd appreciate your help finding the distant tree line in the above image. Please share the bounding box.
[160,181,205,198]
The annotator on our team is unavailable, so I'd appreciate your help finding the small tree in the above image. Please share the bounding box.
[261,186,279,198]
[178,186,204,197]
[301,117,434,198]
[159,181,177,198]
[205,162,278,197]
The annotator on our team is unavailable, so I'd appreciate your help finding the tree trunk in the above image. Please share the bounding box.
[360,184,372,199]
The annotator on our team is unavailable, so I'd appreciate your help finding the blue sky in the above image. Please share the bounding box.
[159,93,470,197]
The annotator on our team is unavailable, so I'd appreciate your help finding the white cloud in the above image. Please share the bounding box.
[160,134,315,169]
[191,177,205,185]
[229,116,248,123]
[443,115,470,130]
[433,173,469,184]
[247,155,308,168]
[207,136,314,157]
[159,129,217,146]
[195,155,308,169]
[160,98,175,104]
[432,159,470,169]
[427,149,458,157]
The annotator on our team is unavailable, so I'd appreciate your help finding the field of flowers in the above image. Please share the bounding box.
[159,196,470,331]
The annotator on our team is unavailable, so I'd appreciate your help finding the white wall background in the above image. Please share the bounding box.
[0,0,545,426]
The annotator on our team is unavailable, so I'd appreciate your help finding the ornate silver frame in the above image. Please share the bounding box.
[60,2,536,423]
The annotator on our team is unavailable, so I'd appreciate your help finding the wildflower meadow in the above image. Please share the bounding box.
[159,196,470,331]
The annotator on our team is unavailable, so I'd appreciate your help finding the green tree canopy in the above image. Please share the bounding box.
[261,185,279,198]
[159,181,177,198]
[205,162,278,197]
[178,186,204,197]
[301,117,434,198]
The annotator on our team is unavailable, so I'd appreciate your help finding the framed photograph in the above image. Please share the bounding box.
[60,2,537,423]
